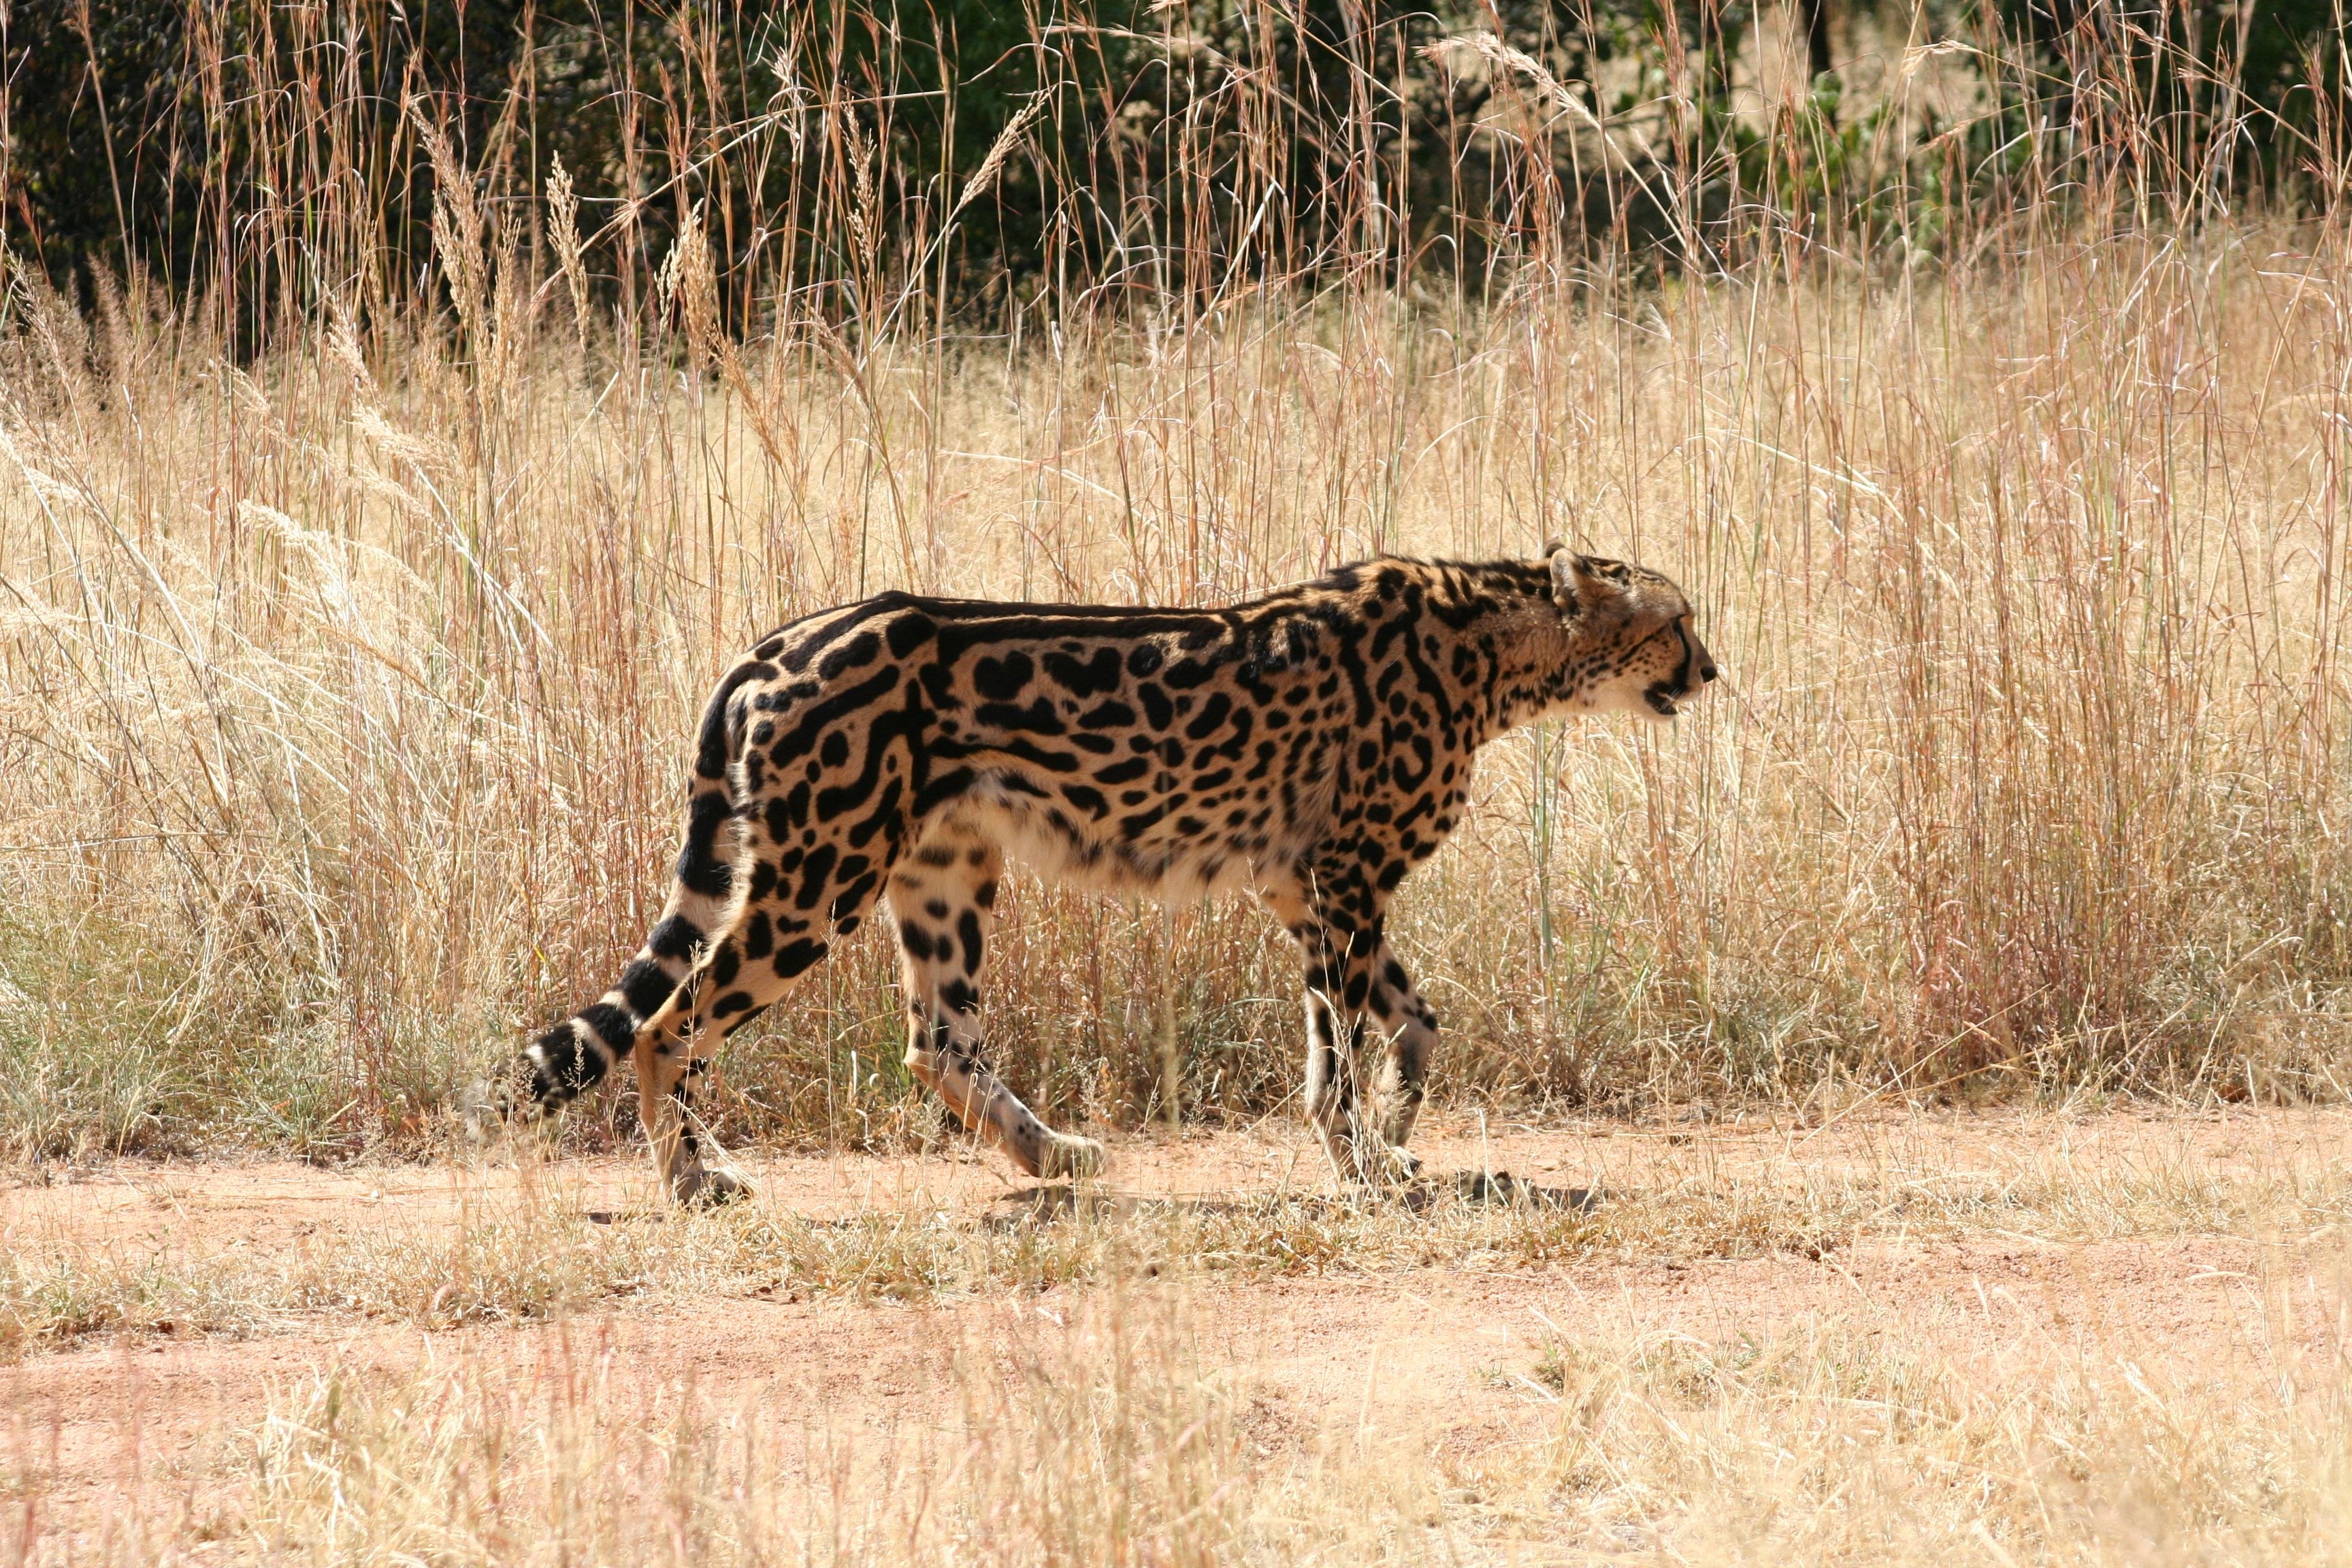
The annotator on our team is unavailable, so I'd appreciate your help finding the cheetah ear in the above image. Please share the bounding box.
[1548,549,1619,619]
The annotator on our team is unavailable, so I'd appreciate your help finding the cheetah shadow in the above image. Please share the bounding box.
[576,1171,1599,1228]
[985,1169,1601,1228]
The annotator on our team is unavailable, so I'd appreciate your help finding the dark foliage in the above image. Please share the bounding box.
[2,0,2344,338]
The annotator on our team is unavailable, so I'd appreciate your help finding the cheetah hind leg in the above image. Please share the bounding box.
[887,821,1105,1181]
[644,1055,755,1207]
[633,899,847,1207]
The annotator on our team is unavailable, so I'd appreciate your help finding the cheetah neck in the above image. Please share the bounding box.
[1400,560,1578,744]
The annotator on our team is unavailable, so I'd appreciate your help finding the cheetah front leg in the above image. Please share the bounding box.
[1259,860,1422,1188]
[888,817,1104,1181]
[1364,940,1438,1150]
[634,1049,745,1206]
[632,825,881,1206]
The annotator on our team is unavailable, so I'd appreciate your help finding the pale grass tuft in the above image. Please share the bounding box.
[224,1295,1427,1567]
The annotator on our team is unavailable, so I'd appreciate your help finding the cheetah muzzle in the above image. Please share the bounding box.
[507,546,1714,1203]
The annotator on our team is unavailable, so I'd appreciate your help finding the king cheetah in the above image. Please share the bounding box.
[510,546,1715,1201]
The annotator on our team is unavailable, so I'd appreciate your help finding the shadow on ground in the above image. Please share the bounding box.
[984,1169,1601,1228]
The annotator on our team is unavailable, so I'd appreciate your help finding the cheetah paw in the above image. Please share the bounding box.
[1037,1134,1107,1181]
[1345,1144,1422,1190]
[674,1164,756,1207]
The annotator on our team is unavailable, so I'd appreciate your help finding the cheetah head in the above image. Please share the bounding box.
[1544,549,1718,722]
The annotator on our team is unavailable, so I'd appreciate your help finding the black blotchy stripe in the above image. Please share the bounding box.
[845,775,904,850]
[777,594,917,674]
[973,652,1034,702]
[886,612,938,657]
[760,666,904,762]
[619,958,677,1016]
[649,915,704,960]
[1184,691,1232,740]
[695,659,774,779]
[723,999,779,1038]
[830,870,881,924]
[975,698,1063,734]
[911,766,976,817]
[675,789,736,898]
[814,704,927,825]
[817,630,883,681]
[794,843,840,909]
[578,1002,636,1057]
[931,609,1226,664]
[773,937,829,978]
[975,734,1083,775]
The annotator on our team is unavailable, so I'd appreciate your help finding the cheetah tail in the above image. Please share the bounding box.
[506,659,759,1120]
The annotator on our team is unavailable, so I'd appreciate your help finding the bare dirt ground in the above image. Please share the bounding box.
[7,1105,2350,1554]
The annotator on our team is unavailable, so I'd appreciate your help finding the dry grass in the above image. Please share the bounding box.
[0,3,2347,1160]
[4,9,2350,1563]
[11,1224,2352,1566]
[5,1113,2349,1356]
[218,1298,1433,1568]
[1501,1313,2352,1563]
[1,1114,2347,1562]
[4,231,2350,1162]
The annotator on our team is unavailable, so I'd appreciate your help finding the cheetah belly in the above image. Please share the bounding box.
[951,774,1307,906]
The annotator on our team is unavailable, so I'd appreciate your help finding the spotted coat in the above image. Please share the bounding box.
[515,548,1716,1201]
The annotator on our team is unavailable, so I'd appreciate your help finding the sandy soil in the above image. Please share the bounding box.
[6,1105,2349,1539]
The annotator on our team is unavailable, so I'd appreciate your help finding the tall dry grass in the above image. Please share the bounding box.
[1,3,2349,1158]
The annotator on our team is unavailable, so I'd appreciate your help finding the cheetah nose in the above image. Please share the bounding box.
[1699,662,1718,684]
